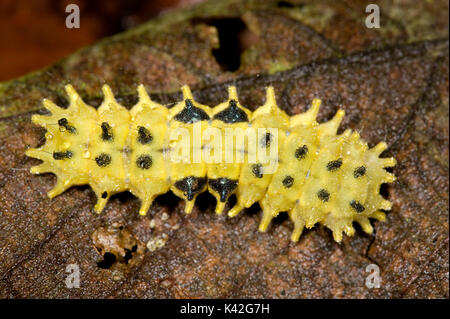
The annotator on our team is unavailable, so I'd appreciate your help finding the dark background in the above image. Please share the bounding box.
[0,0,206,81]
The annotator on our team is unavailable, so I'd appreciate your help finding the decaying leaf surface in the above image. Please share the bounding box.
[0,0,448,298]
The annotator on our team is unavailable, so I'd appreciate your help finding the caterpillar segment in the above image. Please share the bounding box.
[167,85,212,214]
[207,86,252,214]
[228,87,290,218]
[128,85,171,216]
[26,84,396,242]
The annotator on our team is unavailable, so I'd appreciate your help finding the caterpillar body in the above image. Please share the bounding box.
[25,84,396,242]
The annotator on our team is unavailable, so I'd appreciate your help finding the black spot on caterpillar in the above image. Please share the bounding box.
[101,122,113,141]
[26,84,397,242]
[282,176,294,188]
[317,189,330,202]
[213,100,249,123]
[350,200,365,213]
[251,164,263,178]
[295,145,308,160]
[208,178,238,202]
[137,126,153,144]
[174,176,207,201]
[136,154,152,170]
[57,118,77,134]
[53,151,73,160]
[174,99,210,123]
[260,132,273,147]
[354,166,367,178]
[327,158,343,171]
[95,153,112,167]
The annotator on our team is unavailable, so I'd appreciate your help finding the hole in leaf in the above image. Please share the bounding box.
[123,244,138,264]
[97,252,116,269]
[277,1,295,8]
[276,1,305,8]
[193,18,258,71]
[92,225,142,270]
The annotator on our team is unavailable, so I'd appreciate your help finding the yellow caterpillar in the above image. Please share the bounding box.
[25,84,396,242]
